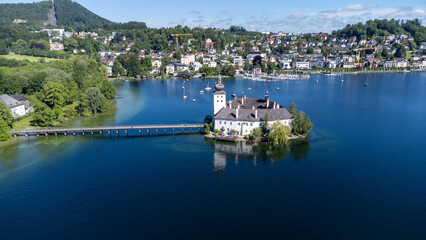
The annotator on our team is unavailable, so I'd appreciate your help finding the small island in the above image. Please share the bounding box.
[205,75,313,145]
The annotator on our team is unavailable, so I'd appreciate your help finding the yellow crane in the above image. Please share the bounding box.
[354,47,376,67]
[171,33,193,47]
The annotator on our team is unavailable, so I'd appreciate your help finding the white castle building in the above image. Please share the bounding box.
[213,76,294,136]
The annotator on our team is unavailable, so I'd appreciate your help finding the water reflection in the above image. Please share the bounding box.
[206,138,311,173]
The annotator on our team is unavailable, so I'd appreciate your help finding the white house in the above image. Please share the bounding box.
[191,62,203,72]
[292,61,310,69]
[213,77,293,136]
[166,64,175,75]
[0,94,29,118]
[208,61,217,68]
[152,59,162,68]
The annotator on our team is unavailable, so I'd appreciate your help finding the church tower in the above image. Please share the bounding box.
[213,75,226,115]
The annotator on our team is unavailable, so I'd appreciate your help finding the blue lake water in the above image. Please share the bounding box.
[0,73,425,239]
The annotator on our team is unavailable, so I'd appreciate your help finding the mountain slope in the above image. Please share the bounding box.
[54,0,111,26]
[0,0,111,26]
[0,1,51,25]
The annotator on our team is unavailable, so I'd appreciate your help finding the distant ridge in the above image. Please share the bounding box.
[0,0,111,26]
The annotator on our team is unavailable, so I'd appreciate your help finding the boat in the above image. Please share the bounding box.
[183,86,187,99]
[193,98,196,102]
[341,79,344,83]
[316,79,319,84]
[200,90,204,94]
[276,87,279,90]
[248,88,252,91]
[364,83,368,87]
[205,82,212,91]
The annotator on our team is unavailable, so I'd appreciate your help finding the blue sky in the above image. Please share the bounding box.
[2,0,425,32]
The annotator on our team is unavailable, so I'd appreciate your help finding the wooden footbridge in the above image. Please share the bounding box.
[9,124,204,137]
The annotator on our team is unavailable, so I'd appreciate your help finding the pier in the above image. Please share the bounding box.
[9,124,204,137]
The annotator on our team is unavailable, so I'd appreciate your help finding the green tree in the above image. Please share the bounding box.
[43,82,65,108]
[262,113,269,135]
[100,80,116,100]
[292,111,313,135]
[252,127,262,139]
[381,47,389,58]
[267,121,291,145]
[0,119,11,141]
[75,92,88,116]
[31,102,56,127]
[27,71,48,94]
[112,59,124,76]
[0,102,14,128]
[394,44,406,58]
[289,101,297,115]
[85,87,105,113]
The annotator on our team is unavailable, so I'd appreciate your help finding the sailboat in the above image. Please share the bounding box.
[205,82,212,91]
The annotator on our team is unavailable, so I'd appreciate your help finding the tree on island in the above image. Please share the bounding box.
[262,113,269,135]
[204,115,213,133]
[267,121,291,145]
[292,111,313,136]
[288,101,297,115]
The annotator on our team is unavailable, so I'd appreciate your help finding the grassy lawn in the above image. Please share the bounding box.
[13,115,34,130]
[0,54,62,62]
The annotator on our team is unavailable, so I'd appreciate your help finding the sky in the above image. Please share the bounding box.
[1,0,425,33]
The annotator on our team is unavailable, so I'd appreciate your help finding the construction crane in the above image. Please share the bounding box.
[354,47,376,67]
[171,34,193,47]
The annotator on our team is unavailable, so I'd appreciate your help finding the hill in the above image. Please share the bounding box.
[54,0,110,26]
[332,19,425,44]
[0,0,111,27]
[0,1,52,26]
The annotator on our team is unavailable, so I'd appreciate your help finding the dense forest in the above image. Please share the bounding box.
[54,0,111,26]
[333,19,425,44]
[0,0,110,27]
[0,1,51,25]
[0,57,116,129]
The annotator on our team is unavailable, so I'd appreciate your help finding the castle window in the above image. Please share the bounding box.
[238,123,240,126]
[250,123,253,126]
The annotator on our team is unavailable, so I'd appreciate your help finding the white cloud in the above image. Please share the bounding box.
[337,4,378,12]
[287,13,306,19]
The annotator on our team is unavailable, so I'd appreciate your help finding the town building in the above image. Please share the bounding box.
[0,94,32,118]
[213,77,293,136]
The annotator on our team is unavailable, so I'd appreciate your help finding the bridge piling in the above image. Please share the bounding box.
[125,129,128,136]
[64,132,67,136]
[116,130,119,136]
[139,129,141,136]
[91,130,94,135]
[164,129,166,134]
[73,131,76,136]
[82,131,85,136]
[36,133,39,137]
[156,129,158,134]
[147,129,150,135]
[45,132,48,137]
[108,130,111,136]
[55,132,57,136]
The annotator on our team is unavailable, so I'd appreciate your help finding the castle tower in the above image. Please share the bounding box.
[213,74,226,115]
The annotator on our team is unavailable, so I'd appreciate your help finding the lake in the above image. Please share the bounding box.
[0,73,425,239]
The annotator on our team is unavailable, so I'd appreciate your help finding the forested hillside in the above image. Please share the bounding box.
[333,19,425,44]
[0,1,51,25]
[55,0,110,26]
[0,0,110,27]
